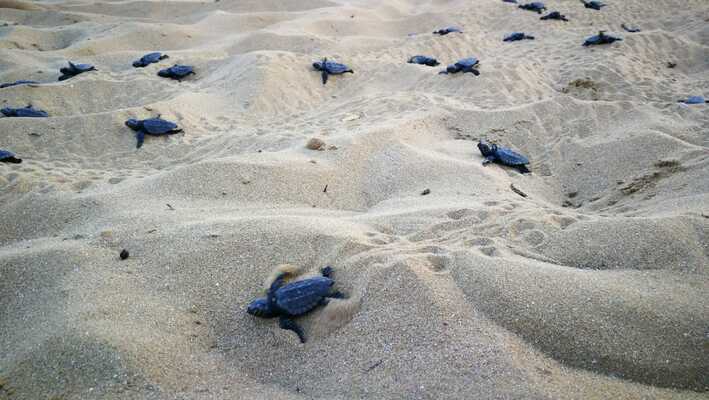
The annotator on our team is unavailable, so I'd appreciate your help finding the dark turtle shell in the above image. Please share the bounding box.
[1,105,48,118]
[541,11,568,21]
[274,276,334,316]
[140,118,180,134]
[495,147,530,166]
[158,65,195,79]
[133,52,168,67]
[313,60,352,74]
[433,27,462,35]
[0,149,22,163]
[0,80,38,89]
[408,55,440,66]
[583,31,622,46]
[69,62,96,73]
[582,0,605,10]
[504,32,534,41]
[519,2,545,12]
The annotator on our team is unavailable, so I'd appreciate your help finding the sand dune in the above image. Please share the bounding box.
[1,0,708,398]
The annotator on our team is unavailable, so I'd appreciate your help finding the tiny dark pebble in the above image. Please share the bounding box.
[421,188,431,195]
[120,249,129,260]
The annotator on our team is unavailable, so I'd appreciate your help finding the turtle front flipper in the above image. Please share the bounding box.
[321,69,329,85]
[267,273,288,305]
[279,317,306,343]
[321,266,334,278]
[517,165,531,174]
[482,156,496,165]
[136,130,146,148]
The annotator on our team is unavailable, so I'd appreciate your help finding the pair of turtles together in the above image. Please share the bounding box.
[132,53,194,80]
[408,56,481,76]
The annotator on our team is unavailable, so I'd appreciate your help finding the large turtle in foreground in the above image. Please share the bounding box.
[0,150,22,164]
[125,116,183,148]
[478,140,530,173]
[247,266,344,343]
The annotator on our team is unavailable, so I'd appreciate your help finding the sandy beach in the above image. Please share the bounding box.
[1,0,708,398]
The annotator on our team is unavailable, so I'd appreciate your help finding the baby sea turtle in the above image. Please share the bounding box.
[541,11,568,21]
[433,27,462,35]
[408,55,440,66]
[518,2,546,13]
[1,105,48,118]
[0,150,22,164]
[157,65,195,81]
[133,52,169,68]
[312,58,354,85]
[504,32,535,42]
[679,96,707,104]
[58,61,96,81]
[583,31,622,46]
[580,0,605,10]
[439,57,480,76]
[125,116,183,148]
[502,0,518,3]
[621,24,640,33]
[0,80,38,89]
[247,266,344,343]
[478,141,530,173]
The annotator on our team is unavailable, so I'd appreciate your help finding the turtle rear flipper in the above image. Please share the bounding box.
[321,69,329,85]
[2,156,22,164]
[279,317,306,343]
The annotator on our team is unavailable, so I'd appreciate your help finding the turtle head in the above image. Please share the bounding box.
[478,141,495,156]
[247,297,277,318]
[125,118,141,130]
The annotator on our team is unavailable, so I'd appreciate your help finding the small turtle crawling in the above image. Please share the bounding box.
[583,31,622,46]
[518,2,546,13]
[504,32,535,42]
[0,80,38,89]
[133,52,169,68]
[433,27,462,35]
[478,140,530,173]
[678,96,707,105]
[125,116,183,148]
[157,65,195,81]
[502,0,518,3]
[247,266,345,343]
[580,0,605,10]
[58,61,96,81]
[312,58,354,85]
[408,55,440,66]
[541,11,568,21]
[621,24,641,33]
[1,105,48,118]
[0,149,22,164]
[439,57,480,76]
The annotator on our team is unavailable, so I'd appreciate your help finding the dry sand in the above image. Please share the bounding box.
[1,0,708,398]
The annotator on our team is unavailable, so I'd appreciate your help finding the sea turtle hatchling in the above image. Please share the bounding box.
[583,31,622,46]
[247,266,345,343]
[125,116,183,148]
[1,105,48,118]
[0,80,38,89]
[504,32,535,42]
[621,24,640,33]
[133,52,169,68]
[157,65,195,81]
[580,0,605,10]
[312,58,354,85]
[518,2,546,13]
[439,57,480,76]
[58,61,96,81]
[541,11,568,21]
[478,140,531,173]
[433,27,463,35]
[678,96,707,105]
[408,55,440,66]
[0,149,22,164]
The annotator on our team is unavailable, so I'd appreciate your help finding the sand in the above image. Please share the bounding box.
[1,0,708,398]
